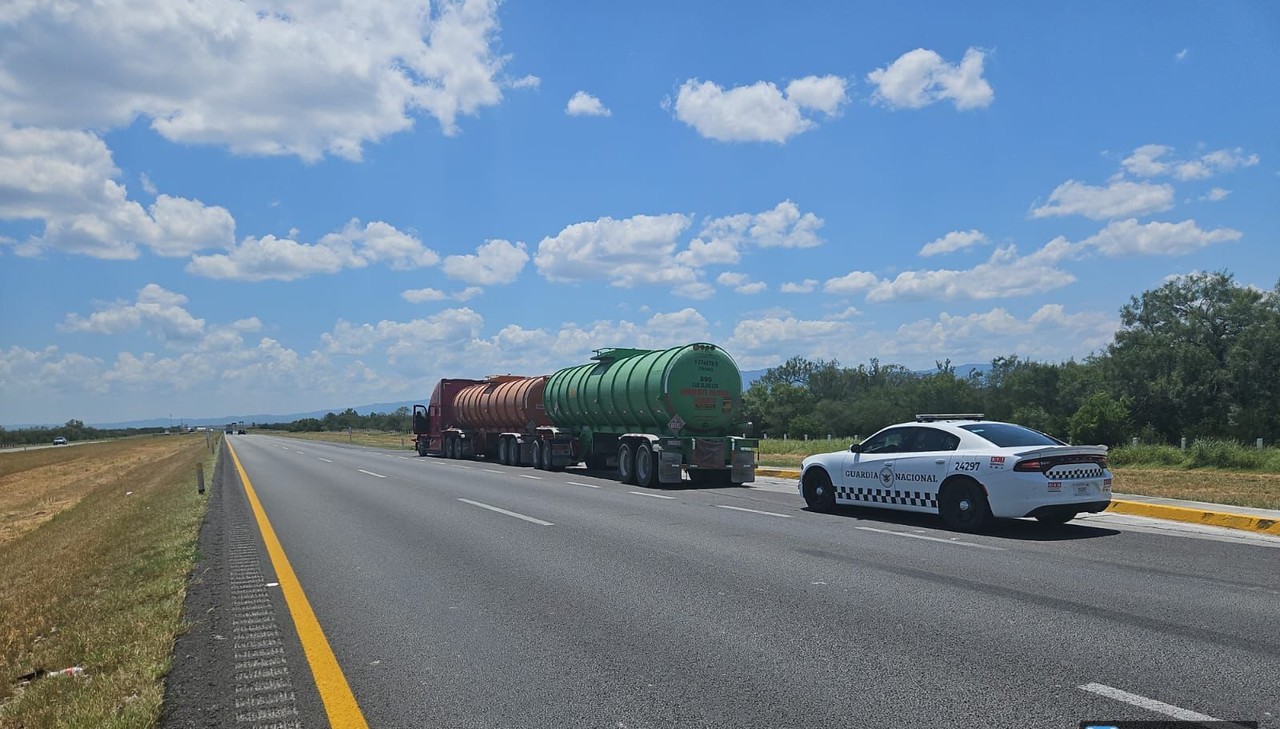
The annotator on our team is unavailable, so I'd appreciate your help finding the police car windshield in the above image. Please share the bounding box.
[959,423,1064,447]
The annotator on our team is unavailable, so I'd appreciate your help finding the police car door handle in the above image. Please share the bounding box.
[935,459,946,464]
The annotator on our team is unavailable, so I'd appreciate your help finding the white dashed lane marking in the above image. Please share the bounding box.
[457,498,553,526]
[357,469,386,479]
[565,481,601,489]
[1078,683,1225,723]
[317,458,332,463]
[630,491,676,500]
[520,474,542,480]
[855,526,1006,551]
[715,504,793,518]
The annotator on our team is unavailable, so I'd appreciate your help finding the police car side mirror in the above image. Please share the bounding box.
[849,443,862,453]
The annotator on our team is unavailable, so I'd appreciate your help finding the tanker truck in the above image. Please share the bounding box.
[411,342,757,486]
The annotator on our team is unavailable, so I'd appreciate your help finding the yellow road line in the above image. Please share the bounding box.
[226,440,369,728]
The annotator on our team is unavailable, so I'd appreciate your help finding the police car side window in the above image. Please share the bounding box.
[911,427,960,452]
[862,428,908,454]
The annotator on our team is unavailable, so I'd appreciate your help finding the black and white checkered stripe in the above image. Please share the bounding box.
[836,486,938,509]
[1048,466,1105,480]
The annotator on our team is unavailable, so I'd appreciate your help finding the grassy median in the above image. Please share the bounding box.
[0,435,215,728]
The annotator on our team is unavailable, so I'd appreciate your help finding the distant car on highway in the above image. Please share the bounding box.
[52,436,67,445]
[798,414,1112,531]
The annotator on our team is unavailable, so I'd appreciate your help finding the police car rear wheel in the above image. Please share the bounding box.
[940,479,990,532]
[802,470,837,512]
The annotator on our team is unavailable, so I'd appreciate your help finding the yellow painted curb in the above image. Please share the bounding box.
[755,466,1280,536]
[226,440,370,729]
[1105,499,1280,536]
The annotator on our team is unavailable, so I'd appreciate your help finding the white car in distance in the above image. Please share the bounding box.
[798,414,1112,531]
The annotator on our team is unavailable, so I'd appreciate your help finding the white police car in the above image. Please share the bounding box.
[798,414,1112,531]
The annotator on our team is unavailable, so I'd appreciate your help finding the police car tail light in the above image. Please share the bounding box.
[1014,458,1046,473]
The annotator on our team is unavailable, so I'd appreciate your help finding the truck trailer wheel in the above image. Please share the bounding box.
[635,444,657,488]
[498,437,511,465]
[617,443,636,484]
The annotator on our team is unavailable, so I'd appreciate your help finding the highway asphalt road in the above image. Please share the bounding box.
[216,434,1280,728]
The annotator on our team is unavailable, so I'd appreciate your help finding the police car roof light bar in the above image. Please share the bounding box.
[915,413,985,422]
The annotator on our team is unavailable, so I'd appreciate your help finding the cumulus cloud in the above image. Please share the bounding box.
[566,91,611,117]
[867,47,994,110]
[533,213,696,287]
[442,239,528,285]
[824,271,879,295]
[919,229,988,257]
[510,74,541,89]
[402,288,448,303]
[866,243,1076,303]
[0,125,235,258]
[670,75,847,143]
[187,219,437,281]
[58,284,205,342]
[1120,144,1259,181]
[780,279,819,294]
[678,200,824,266]
[1200,187,1230,202]
[0,0,513,161]
[716,272,766,294]
[1077,219,1241,257]
[1030,179,1174,220]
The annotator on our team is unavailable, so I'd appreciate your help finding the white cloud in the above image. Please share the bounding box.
[919,230,988,257]
[442,239,528,285]
[867,47,994,110]
[716,272,766,294]
[0,124,235,258]
[0,0,512,161]
[1175,48,1189,62]
[566,91,611,117]
[724,304,1116,371]
[453,286,484,301]
[534,213,698,287]
[58,283,205,342]
[510,74,541,89]
[1078,219,1241,257]
[670,75,847,143]
[139,173,157,196]
[402,288,448,303]
[187,219,437,281]
[1121,144,1259,181]
[1200,187,1230,202]
[678,200,824,266]
[780,279,819,294]
[866,243,1075,303]
[824,271,879,295]
[1030,179,1174,220]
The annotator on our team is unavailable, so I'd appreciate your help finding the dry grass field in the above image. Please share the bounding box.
[0,435,214,728]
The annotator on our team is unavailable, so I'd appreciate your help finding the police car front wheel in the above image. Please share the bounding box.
[802,470,837,512]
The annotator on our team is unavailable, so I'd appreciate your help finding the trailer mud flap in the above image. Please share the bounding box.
[693,439,725,469]
[731,449,755,483]
[658,449,683,484]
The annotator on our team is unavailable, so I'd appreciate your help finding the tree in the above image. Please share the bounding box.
[1068,392,1131,446]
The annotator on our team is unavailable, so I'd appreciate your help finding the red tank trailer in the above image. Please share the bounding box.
[412,375,550,464]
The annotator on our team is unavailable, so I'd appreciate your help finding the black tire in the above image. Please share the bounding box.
[801,469,837,512]
[498,438,510,466]
[939,478,991,532]
[532,441,545,470]
[416,440,427,457]
[635,443,657,488]
[1035,508,1077,525]
[444,437,455,459]
[540,441,553,470]
[617,443,636,484]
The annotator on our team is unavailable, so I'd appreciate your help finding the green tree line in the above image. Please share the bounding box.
[257,406,412,434]
[741,271,1280,447]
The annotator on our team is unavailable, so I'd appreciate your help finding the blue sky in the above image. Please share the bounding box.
[1,1,1277,426]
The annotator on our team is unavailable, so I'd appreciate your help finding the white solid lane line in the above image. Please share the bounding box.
[357,469,387,479]
[457,498,554,526]
[520,474,542,480]
[630,491,676,500]
[565,481,601,489]
[854,525,1006,551]
[1078,683,1223,723]
[715,504,793,518]
[317,458,333,463]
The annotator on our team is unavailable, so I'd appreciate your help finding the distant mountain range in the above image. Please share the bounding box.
[11,364,989,430]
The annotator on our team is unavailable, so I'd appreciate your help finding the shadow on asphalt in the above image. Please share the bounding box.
[803,504,1122,541]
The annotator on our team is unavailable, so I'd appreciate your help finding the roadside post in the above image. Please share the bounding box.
[197,462,205,494]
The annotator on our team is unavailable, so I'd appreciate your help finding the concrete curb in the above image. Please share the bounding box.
[753,467,1280,536]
